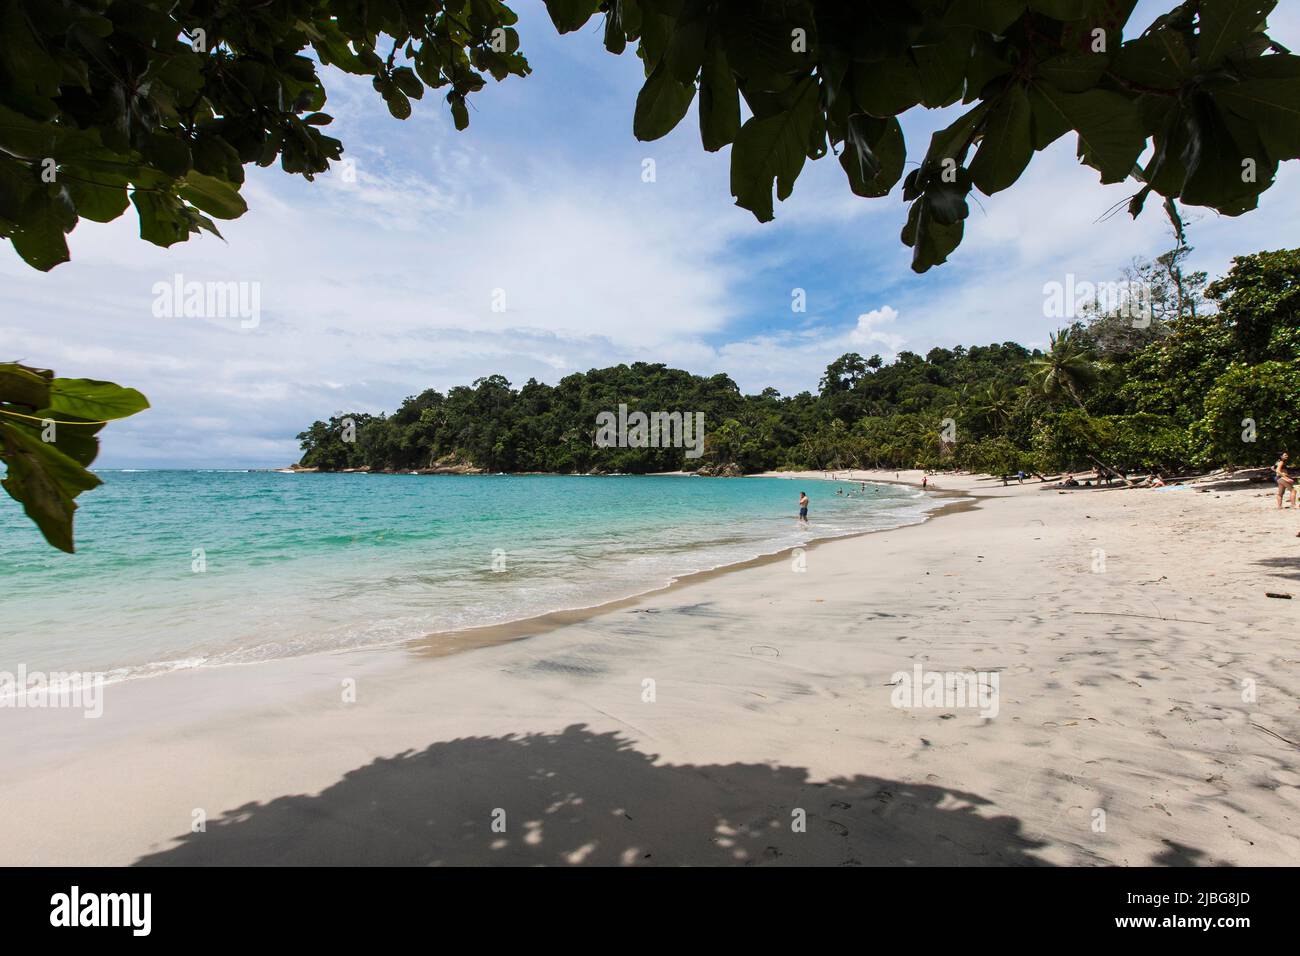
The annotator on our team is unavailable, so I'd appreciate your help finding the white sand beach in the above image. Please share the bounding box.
[1,472,1297,866]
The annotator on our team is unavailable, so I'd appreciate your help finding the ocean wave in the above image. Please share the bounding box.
[2,474,936,684]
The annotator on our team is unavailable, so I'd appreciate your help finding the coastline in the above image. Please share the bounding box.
[13,473,944,687]
[406,476,967,662]
[1,471,1297,865]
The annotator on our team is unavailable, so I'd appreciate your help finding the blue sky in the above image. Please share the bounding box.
[3,1,1299,468]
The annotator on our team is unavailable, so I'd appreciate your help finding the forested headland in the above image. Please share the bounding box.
[296,248,1299,478]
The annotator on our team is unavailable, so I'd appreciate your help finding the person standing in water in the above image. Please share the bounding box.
[798,491,809,523]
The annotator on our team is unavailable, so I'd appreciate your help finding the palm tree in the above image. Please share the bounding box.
[1028,328,1098,411]
[1027,328,1130,483]
[971,381,1017,432]
[941,383,974,423]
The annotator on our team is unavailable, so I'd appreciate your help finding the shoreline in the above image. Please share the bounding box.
[2,471,1296,865]
[407,481,974,662]
[31,474,958,688]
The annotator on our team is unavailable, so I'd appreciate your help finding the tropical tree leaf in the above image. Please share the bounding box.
[0,364,147,552]
[969,84,1033,195]
[542,0,601,34]
[177,171,248,220]
[730,78,819,222]
[0,362,52,409]
[840,115,905,198]
[944,0,1026,34]
[1198,0,1275,68]
[0,420,102,553]
[1032,84,1147,183]
[633,60,696,141]
[48,378,151,421]
[699,33,740,151]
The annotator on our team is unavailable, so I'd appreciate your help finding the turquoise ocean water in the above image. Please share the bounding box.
[0,472,931,680]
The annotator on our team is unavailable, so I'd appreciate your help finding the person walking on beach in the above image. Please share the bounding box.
[798,491,809,523]
[1275,452,1296,509]
[921,475,928,490]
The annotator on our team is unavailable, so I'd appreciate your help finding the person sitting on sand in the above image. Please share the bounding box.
[798,491,809,523]
[1275,452,1296,509]
[1060,473,1079,487]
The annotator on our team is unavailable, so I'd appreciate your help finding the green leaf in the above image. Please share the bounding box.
[543,0,601,34]
[391,67,424,99]
[729,78,819,222]
[852,57,922,117]
[1032,84,1147,183]
[1113,29,1192,89]
[10,185,75,271]
[926,173,974,225]
[603,1,627,54]
[192,131,246,184]
[638,11,674,75]
[65,167,130,223]
[131,191,193,247]
[48,378,150,421]
[1036,52,1110,93]
[902,197,965,273]
[964,34,1015,103]
[664,0,709,85]
[0,362,53,409]
[1179,95,1272,212]
[698,35,740,152]
[840,115,905,198]
[144,132,192,178]
[35,413,104,468]
[633,60,696,142]
[0,420,101,553]
[1028,85,1072,149]
[912,28,972,108]
[721,6,811,92]
[923,104,988,168]
[450,93,470,131]
[0,2,62,108]
[0,104,96,159]
[1198,0,1275,68]
[1215,59,1300,159]
[177,171,248,220]
[970,84,1033,195]
[944,0,1026,34]
[381,85,412,120]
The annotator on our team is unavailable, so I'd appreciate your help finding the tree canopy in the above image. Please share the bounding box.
[297,246,1300,480]
[2,0,1297,272]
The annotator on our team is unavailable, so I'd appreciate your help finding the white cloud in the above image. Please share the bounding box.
[849,305,905,353]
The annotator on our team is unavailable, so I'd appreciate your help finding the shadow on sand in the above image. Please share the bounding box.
[1256,555,1300,582]
[135,724,1049,866]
